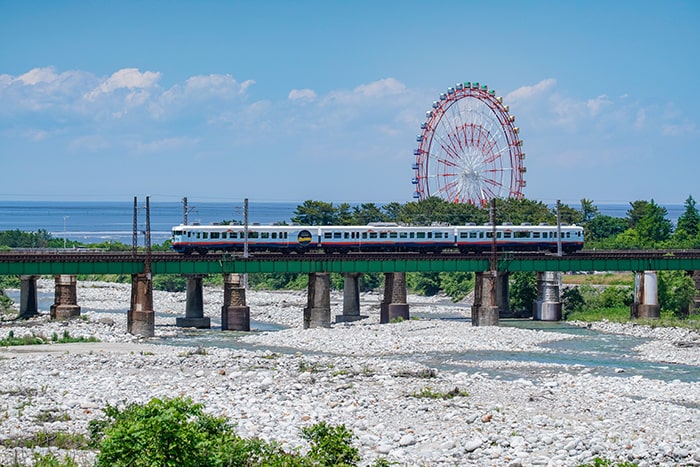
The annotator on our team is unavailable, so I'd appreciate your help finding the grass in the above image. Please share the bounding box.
[563,272,633,286]
[410,386,468,400]
[567,307,700,331]
[0,330,99,347]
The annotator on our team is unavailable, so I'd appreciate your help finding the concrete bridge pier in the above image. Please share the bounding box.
[176,275,211,329]
[631,271,660,319]
[533,271,562,321]
[496,272,511,317]
[304,272,331,328]
[380,272,410,323]
[50,275,81,320]
[221,274,250,331]
[19,275,39,319]
[336,273,368,323]
[472,271,499,326]
[128,273,155,338]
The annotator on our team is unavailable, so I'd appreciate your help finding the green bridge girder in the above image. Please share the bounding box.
[1,252,699,276]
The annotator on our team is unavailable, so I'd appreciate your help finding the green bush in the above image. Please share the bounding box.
[88,396,375,466]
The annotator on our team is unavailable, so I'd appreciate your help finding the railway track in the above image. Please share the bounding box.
[1,249,699,263]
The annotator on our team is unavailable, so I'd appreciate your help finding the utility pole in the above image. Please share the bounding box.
[556,199,562,257]
[183,197,188,225]
[145,196,152,278]
[243,198,249,289]
[132,196,138,256]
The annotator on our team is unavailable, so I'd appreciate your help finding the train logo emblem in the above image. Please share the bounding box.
[297,230,312,245]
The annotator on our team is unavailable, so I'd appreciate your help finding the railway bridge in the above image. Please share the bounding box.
[1,250,699,336]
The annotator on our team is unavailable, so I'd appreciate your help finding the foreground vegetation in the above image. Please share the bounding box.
[0,396,640,467]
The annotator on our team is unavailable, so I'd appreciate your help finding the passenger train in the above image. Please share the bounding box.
[170,223,584,255]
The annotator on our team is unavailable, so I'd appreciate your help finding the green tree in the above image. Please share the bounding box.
[407,272,441,296]
[675,195,700,239]
[636,199,672,246]
[626,200,650,229]
[658,270,696,318]
[585,215,628,243]
[292,200,339,225]
[352,203,387,225]
[438,272,474,302]
[509,272,537,314]
[579,198,599,224]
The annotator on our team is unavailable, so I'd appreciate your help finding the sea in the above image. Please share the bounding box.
[0,200,686,246]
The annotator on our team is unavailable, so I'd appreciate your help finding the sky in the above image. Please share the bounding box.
[1,0,698,207]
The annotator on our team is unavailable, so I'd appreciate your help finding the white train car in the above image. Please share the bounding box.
[170,222,584,255]
[455,223,584,253]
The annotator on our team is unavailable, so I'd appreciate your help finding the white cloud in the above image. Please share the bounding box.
[353,78,406,97]
[85,68,161,101]
[288,88,317,100]
[505,78,556,103]
[662,122,697,136]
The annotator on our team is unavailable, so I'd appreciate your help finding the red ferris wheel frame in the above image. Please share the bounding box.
[412,82,526,205]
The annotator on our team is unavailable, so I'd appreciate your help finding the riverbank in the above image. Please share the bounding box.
[0,281,699,466]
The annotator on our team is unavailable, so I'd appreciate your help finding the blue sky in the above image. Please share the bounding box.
[1,0,698,206]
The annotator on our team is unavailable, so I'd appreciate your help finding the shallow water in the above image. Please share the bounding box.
[6,290,698,383]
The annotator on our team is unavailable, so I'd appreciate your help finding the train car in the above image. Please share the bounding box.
[454,223,584,253]
[318,223,454,253]
[170,224,320,255]
[171,222,584,255]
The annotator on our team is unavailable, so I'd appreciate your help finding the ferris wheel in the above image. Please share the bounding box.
[412,82,526,205]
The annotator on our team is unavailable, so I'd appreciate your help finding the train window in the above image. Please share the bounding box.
[459,232,468,239]
[566,232,571,238]
[532,232,540,238]
[362,232,368,239]
[503,232,511,238]
[399,232,407,238]
[379,232,387,239]
[435,232,442,239]
[249,232,259,239]
[260,232,269,239]
[344,232,349,239]
[271,233,277,239]
[196,232,201,239]
[478,232,484,239]
[389,232,397,238]
[416,232,425,239]
[203,232,209,239]
[486,232,493,238]
[470,232,477,239]
[211,232,220,239]
[324,232,332,239]
[409,232,415,238]
[334,232,342,239]
[283,232,288,239]
[369,232,378,239]
[231,232,238,239]
[514,231,530,238]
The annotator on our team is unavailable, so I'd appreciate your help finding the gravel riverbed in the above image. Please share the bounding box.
[0,280,699,466]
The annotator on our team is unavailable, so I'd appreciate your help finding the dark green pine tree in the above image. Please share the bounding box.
[676,195,700,239]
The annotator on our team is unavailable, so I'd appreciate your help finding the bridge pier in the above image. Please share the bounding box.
[19,275,39,319]
[50,275,81,320]
[176,275,211,329]
[304,272,331,328]
[336,273,368,323]
[128,273,155,337]
[221,274,250,331]
[496,272,511,317]
[472,271,499,326]
[631,271,660,319]
[533,271,562,321]
[380,272,410,323]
